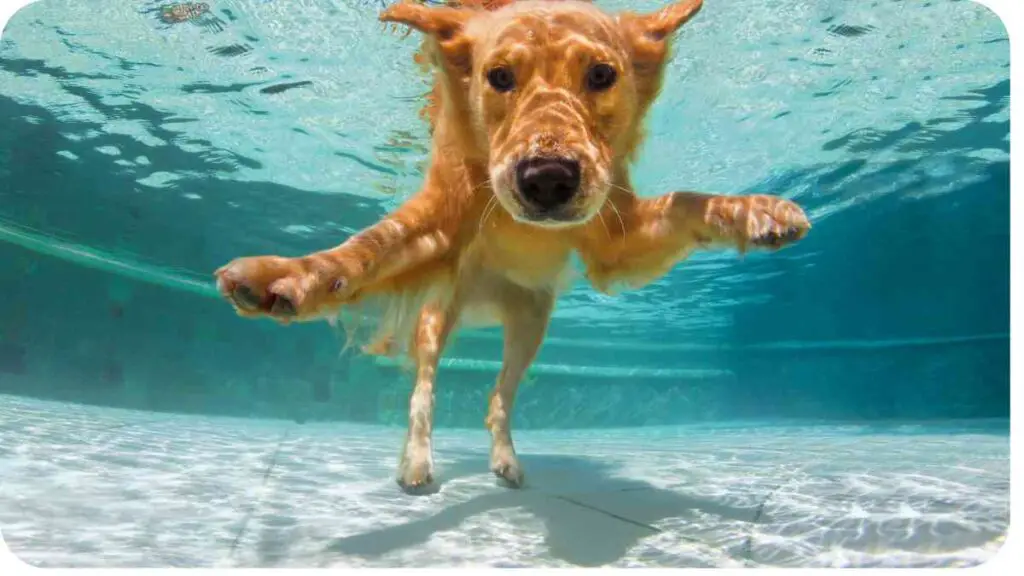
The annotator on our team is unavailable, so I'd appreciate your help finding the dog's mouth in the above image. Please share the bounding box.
[501,192,604,229]
[516,206,584,228]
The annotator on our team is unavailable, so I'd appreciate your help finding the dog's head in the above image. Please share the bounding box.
[382,0,703,228]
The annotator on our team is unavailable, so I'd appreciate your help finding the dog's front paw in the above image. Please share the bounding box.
[214,255,350,322]
[737,194,806,249]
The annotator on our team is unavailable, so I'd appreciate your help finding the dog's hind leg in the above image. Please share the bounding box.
[396,303,457,492]
[487,286,554,488]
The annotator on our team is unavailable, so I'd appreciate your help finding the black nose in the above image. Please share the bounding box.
[515,157,581,212]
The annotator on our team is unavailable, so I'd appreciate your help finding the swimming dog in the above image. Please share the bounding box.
[215,0,810,490]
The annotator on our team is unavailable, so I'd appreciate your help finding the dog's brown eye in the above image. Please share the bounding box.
[486,67,515,92]
[586,63,617,92]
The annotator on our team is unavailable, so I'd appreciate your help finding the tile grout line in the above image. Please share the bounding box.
[225,427,293,564]
[743,464,807,566]
[554,488,764,565]
[550,494,664,534]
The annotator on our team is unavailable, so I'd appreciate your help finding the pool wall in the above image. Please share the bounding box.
[0,224,1008,429]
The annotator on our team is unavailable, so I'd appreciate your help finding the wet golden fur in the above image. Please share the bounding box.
[215,0,810,490]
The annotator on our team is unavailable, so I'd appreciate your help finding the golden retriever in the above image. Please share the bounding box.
[214,0,810,491]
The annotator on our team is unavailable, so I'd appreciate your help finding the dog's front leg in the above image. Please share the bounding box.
[397,303,458,492]
[586,191,811,293]
[214,193,455,322]
[487,286,554,488]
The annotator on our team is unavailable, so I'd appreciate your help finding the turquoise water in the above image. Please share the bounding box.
[0,0,1010,427]
[0,0,1011,568]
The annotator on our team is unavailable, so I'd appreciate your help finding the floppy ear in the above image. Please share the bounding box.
[619,0,703,69]
[380,1,475,74]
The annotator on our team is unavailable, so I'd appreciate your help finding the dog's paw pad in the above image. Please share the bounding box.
[214,256,315,320]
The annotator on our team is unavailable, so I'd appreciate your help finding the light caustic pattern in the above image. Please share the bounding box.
[0,396,1008,568]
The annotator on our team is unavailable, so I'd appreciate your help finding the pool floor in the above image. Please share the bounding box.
[0,394,1008,568]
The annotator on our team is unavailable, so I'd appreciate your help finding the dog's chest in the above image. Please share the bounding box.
[472,223,577,290]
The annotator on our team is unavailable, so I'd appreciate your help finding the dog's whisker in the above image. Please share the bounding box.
[609,202,626,240]
[602,185,629,241]
[596,210,611,239]
[471,179,493,194]
[609,182,631,195]
[479,195,500,233]
[478,197,493,232]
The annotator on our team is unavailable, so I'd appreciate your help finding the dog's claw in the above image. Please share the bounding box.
[741,196,810,250]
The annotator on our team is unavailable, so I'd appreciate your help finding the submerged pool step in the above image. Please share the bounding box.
[370,355,728,380]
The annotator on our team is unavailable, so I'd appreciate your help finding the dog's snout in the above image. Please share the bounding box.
[515,157,581,212]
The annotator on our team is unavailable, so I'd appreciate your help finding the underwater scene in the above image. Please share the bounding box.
[0,0,1011,568]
